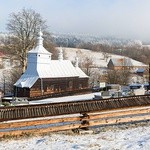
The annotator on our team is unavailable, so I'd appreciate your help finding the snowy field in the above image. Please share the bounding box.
[0,123,150,150]
[29,92,100,105]
[59,47,147,68]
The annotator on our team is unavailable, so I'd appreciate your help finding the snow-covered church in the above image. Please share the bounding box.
[14,30,89,98]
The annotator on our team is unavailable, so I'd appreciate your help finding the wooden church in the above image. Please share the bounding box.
[14,30,89,98]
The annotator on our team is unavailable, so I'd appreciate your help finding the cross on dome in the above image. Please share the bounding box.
[75,57,79,68]
[58,47,63,61]
[37,29,43,46]
[38,29,43,37]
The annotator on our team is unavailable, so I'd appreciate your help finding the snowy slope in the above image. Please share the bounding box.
[58,47,147,68]
[0,124,150,150]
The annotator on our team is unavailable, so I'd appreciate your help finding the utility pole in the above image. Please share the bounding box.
[41,78,44,95]
[149,63,150,90]
[3,78,5,96]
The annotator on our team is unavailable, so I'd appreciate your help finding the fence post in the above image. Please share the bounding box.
[80,113,90,130]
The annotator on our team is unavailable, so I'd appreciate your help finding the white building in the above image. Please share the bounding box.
[14,30,89,98]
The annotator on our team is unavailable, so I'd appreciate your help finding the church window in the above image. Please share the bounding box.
[50,85,54,90]
[68,81,73,89]
[79,84,82,89]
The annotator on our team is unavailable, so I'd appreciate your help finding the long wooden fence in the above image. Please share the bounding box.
[0,95,150,137]
[0,95,150,122]
[0,106,150,137]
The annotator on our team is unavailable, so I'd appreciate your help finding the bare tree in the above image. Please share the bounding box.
[102,52,110,62]
[106,69,130,85]
[0,68,22,95]
[107,70,119,84]
[43,31,57,59]
[5,8,51,72]
[80,56,94,76]
[119,70,130,85]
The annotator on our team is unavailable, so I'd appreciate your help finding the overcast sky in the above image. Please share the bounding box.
[1,0,150,41]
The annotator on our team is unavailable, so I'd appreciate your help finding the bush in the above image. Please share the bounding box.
[2,102,11,106]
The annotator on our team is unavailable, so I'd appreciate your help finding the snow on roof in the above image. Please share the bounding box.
[75,67,88,78]
[14,75,39,88]
[130,59,148,67]
[136,68,145,73]
[15,59,84,88]
[28,45,51,55]
[37,60,80,78]
[15,60,88,88]
[74,57,88,78]
[15,61,88,88]
[110,58,132,66]
[14,31,88,88]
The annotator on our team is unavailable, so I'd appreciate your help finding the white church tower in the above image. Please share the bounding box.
[27,30,52,73]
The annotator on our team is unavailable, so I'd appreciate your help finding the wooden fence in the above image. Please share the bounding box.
[1,95,150,122]
[0,106,150,137]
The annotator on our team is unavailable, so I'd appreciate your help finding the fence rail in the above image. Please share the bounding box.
[0,106,150,137]
[0,95,150,122]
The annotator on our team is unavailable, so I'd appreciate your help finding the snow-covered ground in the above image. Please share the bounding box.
[0,123,150,150]
[59,47,147,68]
[29,92,100,105]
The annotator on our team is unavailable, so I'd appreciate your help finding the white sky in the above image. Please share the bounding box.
[1,0,150,41]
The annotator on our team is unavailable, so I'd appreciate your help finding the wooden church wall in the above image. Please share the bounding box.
[14,77,89,98]
[29,77,80,98]
[14,87,30,97]
[79,78,89,89]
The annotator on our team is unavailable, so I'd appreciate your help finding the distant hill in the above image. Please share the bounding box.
[59,47,147,68]
[52,33,144,47]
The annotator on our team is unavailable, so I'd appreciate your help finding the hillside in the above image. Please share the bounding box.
[58,47,147,68]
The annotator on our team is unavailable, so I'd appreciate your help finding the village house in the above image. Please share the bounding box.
[107,58,133,70]
[14,30,89,98]
[107,58,148,72]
